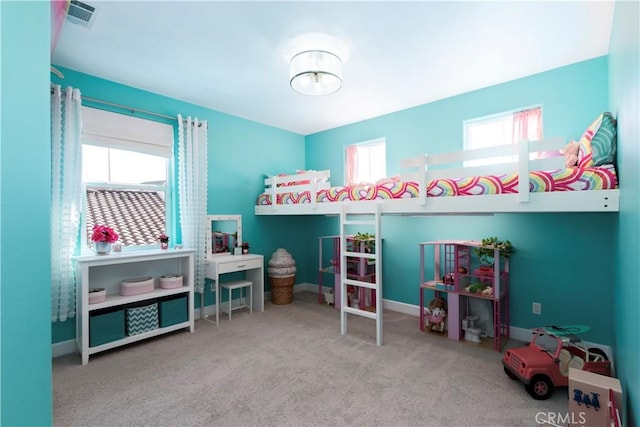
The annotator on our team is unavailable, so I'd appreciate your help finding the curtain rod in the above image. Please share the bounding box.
[51,86,208,127]
[82,95,178,122]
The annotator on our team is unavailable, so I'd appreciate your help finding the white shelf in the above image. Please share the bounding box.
[87,286,190,312]
[74,249,195,364]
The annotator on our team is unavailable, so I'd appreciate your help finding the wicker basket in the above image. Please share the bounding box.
[269,276,295,305]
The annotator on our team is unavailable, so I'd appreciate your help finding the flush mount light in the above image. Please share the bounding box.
[290,50,343,96]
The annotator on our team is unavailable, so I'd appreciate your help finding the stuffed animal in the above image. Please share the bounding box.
[425,297,447,333]
[563,141,579,168]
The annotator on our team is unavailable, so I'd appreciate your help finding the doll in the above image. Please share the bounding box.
[425,296,447,333]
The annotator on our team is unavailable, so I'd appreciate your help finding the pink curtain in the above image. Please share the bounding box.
[345,145,358,185]
[51,0,70,56]
[512,107,542,143]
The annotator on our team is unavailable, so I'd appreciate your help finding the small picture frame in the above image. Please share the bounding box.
[233,247,242,255]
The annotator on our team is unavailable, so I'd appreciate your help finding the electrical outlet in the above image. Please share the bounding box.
[532,302,542,315]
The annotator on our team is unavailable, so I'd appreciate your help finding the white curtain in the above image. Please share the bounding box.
[177,115,208,294]
[51,85,83,322]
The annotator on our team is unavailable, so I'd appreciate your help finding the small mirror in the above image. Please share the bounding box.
[206,215,242,257]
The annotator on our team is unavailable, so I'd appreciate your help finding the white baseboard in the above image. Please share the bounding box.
[294,282,323,293]
[52,339,77,358]
[52,284,614,371]
[381,298,421,316]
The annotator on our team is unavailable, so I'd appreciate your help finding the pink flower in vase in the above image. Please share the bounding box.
[91,225,119,243]
[159,233,170,249]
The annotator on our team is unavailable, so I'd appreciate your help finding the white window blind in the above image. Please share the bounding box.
[81,107,174,157]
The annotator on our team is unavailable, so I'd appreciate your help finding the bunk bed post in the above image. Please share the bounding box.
[310,178,317,209]
[493,247,500,297]
[419,154,427,206]
[517,138,531,202]
[317,237,323,304]
[269,176,277,210]
[374,203,382,346]
[419,243,425,332]
[339,207,348,336]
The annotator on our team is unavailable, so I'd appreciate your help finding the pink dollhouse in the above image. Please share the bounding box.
[419,240,510,351]
[317,235,377,310]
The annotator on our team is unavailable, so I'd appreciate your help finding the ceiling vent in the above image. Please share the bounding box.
[66,0,97,28]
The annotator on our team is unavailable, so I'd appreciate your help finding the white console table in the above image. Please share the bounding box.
[73,249,195,364]
[204,253,264,325]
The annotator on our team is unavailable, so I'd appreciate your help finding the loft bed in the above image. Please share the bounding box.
[255,118,618,346]
[255,135,619,216]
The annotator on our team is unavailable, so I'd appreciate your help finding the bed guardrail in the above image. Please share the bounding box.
[400,136,566,205]
[265,170,331,210]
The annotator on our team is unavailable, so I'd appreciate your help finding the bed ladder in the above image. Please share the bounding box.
[340,203,383,345]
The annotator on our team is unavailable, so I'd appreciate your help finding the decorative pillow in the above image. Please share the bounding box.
[577,112,617,168]
[562,141,579,168]
[590,112,617,166]
[577,115,602,168]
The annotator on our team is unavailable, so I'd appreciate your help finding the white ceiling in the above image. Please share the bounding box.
[52,1,615,135]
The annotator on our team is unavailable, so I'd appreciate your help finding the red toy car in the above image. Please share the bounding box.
[502,325,611,400]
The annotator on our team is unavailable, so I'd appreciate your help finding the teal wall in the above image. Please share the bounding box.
[50,66,311,342]
[1,2,53,425]
[25,2,632,424]
[52,59,619,347]
[609,1,640,425]
[306,57,616,345]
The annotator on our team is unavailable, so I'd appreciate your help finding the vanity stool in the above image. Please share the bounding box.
[220,280,252,320]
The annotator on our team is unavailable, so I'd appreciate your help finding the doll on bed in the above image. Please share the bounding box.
[425,296,447,333]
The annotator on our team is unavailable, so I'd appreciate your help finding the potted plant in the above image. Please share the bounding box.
[352,232,375,253]
[91,224,119,255]
[158,233,170,250]
[474,236,514,266]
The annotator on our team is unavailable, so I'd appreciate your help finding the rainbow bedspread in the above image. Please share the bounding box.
[256,165,618,205]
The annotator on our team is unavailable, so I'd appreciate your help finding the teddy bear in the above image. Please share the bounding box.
[563,140,580,168]
[425,296,447,333]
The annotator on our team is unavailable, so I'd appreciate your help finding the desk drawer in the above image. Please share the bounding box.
[217,258,262,274]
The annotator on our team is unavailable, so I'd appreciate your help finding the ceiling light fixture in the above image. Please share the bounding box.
[290,50,342,96]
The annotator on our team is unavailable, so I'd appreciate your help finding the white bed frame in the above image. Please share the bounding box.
[255,137,619,216]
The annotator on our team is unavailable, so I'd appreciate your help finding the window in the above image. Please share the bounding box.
[81,107,174,251]
[345,138,386,185]
[463,106,542,166]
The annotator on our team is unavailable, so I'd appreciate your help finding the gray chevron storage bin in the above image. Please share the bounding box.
[126,302,159,336]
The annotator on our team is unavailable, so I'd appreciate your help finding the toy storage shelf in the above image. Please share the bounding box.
[73,249,195,364]
[419,241,510,351]
[317,235,377,309]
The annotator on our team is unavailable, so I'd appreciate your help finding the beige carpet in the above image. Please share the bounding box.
[53,291,567,426]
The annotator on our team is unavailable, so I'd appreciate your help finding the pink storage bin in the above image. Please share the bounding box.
[120,277,154,296]
[89,288,106,304]
[159,274,183,289]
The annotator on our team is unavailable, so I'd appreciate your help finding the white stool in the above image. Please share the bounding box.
[220,280,252,320]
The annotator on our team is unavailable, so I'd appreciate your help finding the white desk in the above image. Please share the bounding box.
[204,253,264,325]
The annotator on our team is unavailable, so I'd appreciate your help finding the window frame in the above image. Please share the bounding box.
[79,107,174,254]
[344,137,387,185]
[463,105,542,166]
[80,180,171,254]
